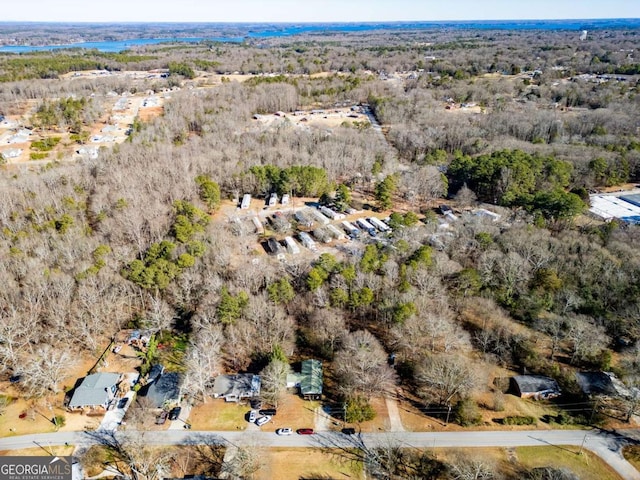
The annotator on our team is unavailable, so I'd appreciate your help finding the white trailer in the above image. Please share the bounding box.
[368,217,390,232]
[326,224,346,240]
[268,193,278,207]
[284,236,300,254]
[341,220,360,236]
[356,218,377,235]
[251,217,264,235]
[281,194,290,205]
[319,206,345,220]
[308,208,330,225]
[298,231,318,251]
[241,194,251,209]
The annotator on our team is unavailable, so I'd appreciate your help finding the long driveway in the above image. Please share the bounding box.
[3,428,640,479]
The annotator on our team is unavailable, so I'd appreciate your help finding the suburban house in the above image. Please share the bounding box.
[212,374,261,402]
[138,365,183,408]
[576,371,630,397]
[300,359,323,400]
[68,372,122,411]
[511,375,561,399]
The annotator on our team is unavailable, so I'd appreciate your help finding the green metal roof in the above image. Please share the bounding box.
[300,359,322,396]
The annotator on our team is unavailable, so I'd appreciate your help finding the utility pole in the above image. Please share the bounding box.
[579,433,588,455]
[445,404,452,426]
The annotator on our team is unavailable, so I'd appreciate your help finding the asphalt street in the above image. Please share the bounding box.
[2,428,639,479]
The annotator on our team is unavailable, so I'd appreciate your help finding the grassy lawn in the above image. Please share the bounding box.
[258,448,363,480]
[623,445,640,471]
[0,445,74,457]
[189,400,248,430]
[352,396,391,433]
[270,394,317,431]
[516,446,622,480]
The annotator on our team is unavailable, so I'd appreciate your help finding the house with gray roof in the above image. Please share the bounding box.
[68,372,122,410]
[212,374,260,402]
[511,375,560,400]
[139,370,183,408]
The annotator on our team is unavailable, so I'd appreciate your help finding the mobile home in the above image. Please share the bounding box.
[368,217,391,232]
[298,231,318,251]
[341,220,360,237]
[326,224,346,241]
[356,218,377,236]
[251,217,264,235]
[284,236,300,254]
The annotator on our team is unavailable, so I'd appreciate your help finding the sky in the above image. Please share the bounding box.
[4,0,640,23]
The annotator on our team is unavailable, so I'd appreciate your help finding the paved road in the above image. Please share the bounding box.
[2,428,639,479]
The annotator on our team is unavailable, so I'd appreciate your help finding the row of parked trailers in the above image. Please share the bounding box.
[266,214,393,256]
[341,217,391,238]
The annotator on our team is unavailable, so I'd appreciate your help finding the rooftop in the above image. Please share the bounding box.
[300,359,323,396]
[512,375,560,394]
[68,372,121,408]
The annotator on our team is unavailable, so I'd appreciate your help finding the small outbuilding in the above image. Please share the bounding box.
[511,375,560,400]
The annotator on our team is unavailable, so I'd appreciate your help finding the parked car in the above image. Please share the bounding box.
[259,408,277,416]
[439,204,453,214]
[276,427,293,435]
[342,427,356,435]
[117,397,129,409]
[168,407,181,421]
[248,410,257,423]
[296,428,314,435]
[155,411,168,425]
[255,415,272,427]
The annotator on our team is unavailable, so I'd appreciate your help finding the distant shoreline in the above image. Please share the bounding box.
[1,19,639,53]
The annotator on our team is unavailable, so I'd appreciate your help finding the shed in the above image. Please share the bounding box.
[511,375,560,399]
[68,372,121,409]
[241,194,251,209]
[300,359,323,400]
[212,374,261,402]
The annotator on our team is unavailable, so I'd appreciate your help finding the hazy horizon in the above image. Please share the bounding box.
[5,0,640,23]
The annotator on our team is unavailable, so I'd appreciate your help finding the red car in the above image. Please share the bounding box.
[296,428,314,435]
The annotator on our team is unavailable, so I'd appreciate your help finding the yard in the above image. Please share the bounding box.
[258,447,363,480]
[189,399,248,430]
[516,446,622,480]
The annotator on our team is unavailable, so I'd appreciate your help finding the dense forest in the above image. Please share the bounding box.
[0,25,640,479]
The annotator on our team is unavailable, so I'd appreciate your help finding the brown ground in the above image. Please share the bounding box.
[259,447,363,480]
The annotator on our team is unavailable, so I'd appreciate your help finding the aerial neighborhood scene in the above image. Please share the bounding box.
[2,1,640,479]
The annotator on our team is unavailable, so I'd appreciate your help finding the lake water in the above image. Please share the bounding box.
[1,19,639,53]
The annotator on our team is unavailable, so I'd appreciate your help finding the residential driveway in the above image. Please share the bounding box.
[385,396,405,432]
[314,405,331,431]
[167,403,192,430]
[97,391,136,432]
